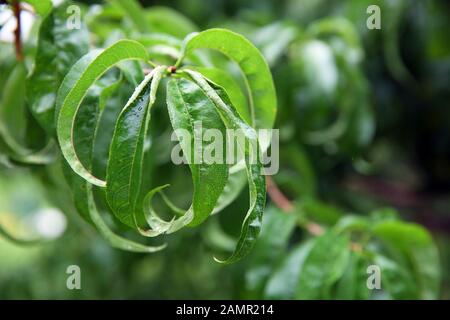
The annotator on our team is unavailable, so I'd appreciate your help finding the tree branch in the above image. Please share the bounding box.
[266,176,324,236]
[12,0,23,62]
[266,175,295,212]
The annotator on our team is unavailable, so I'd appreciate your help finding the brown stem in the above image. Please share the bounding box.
[13,0,23,61]
[266,176,295,212]
[266,176,324,236]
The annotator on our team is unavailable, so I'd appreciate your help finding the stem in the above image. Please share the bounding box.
[266,176,366,253]
[12,0,23,62]
[266,176,294,212]
[266,176,324,236]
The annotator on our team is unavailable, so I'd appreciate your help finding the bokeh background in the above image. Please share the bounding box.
[0,0,449,299]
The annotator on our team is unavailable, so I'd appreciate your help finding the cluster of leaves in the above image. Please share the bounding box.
[0,0,277,264]
[234,206,440,299]
[0,0,445,299]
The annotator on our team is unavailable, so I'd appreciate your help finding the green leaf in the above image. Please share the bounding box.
[187,66,251,125]
[177,29,277,131]
[212,169,247,214]
[142,76,230,234]
[63,74,120,223]
[106,66,165,228]
[27,1,90,134]
[265,240,314,299]
[91,77,131,180]
[373,221,441,299]
[165,77,229,227]
[280,144,317,197]
[0,64,56,164]
[63,67,164,253]
[185,69,266,264]
[56,40,150,187]
[335,252,371,300]
[187,66,251,214]
[333,215,370,234]
[0,223,49,246]
[86,183,166,253]
[202,217,237,252]
[265,231,350,299]
[62,85,102,224]
[22,0,52,16]
[295,232,350,299]
[107,0,149,33]
[299,197,342,226]
[374,254,418,299]
[145,6,197,38]
[307,17,362,52]
[242,206,297,298]
[251,22,298,66]
[1,63,27,143]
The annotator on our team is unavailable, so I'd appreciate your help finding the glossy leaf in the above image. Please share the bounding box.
[0,64,56,164]
[86,183,166,253]
[63,74,120,223]
[335,252,371,300]
[373,221,441,299]
[188,66,251,125]
[143,76,230,233]
[374,254,418,299]
[188,66,250,214]
[295,231,350,299]
[185,69,266,264]
[56,40,150,187]
[27,1,90,134]
[242,206,297,298]
[265,240,314,299]
[212,169,247,214]
[251,22,298,66]
[265,231,350,299]
[63,69,164,252]
[106,66,165,228]
[177,28,277,131]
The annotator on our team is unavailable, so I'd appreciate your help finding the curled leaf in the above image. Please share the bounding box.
[177,28,277,131]
[185,69,266,264]
[27,1,90,134]
[106,66,165,228]
[56,40,150,187]
[142,76,230,234]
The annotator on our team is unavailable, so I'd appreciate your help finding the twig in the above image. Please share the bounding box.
[12,0,23,61]
[266,176,324,236]
[266,176,294,212]
[265,176,372,255]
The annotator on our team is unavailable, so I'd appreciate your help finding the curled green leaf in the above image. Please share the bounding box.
[27,1,90,134]
[142,76,230,234]
[56,40,150,187]
[62,66,164,252]
[106,66,165,228]
[185,69,266,264]
[87,184,166,253]
[177,28,277,131]
[0,64,56,164]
